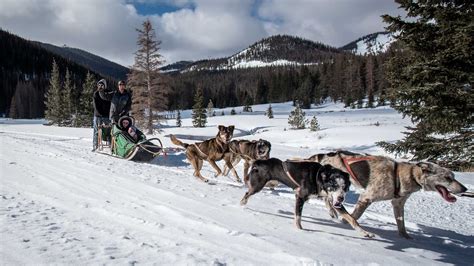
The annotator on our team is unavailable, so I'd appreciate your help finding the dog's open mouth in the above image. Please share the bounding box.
[333,201,343,209]
[436,185,457,203]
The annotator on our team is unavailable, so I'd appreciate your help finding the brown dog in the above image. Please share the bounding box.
[170,125,240,183]
[223,139,271,184]
[308,151,467,238]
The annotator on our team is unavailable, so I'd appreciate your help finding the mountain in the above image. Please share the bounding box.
[160,60,193,73]
[163,35,342,73]
[35,42,129,80]
[0,29,117,118]
[339,32,394,55]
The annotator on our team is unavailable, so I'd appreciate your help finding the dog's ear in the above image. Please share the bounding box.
[413,165,423,179]
[228,125,235,133]
[265,140,271,148]
[319,165,329,180]
[417,162,431,172]
[218,125,225,131]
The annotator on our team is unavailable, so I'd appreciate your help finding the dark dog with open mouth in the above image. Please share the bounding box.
[309,150,468,238]
[240,158,374,237]
[170,125,240,183]
[222,139,272,184]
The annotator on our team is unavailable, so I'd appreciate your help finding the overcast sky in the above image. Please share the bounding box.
[0,0,402,67]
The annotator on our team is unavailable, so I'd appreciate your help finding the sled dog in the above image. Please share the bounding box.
[170,125,240,183]
[240,158,374,238]
[308,150,467,238]
[223,139,272,184]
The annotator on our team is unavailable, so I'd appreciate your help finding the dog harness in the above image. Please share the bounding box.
[342,156,401,198]
[341,156,373,187]
[192,143,209,158]
[282,161,301,188]
[192,137,226,159]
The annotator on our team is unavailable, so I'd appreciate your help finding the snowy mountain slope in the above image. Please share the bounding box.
[164,35,339,73]
[340,32,395,55]
[1,102,473,265]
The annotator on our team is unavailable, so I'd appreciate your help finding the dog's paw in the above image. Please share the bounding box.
[363,232,375,238]
[240,199,248,205]
[328,209,338,219]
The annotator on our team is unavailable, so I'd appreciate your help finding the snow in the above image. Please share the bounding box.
[355,33,394,55]
[1,101,473,265]
[183,59,319,72]
[229,60,318,69]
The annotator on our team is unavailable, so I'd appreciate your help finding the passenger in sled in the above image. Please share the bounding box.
[111,116,162,161]
[117,116,145,143]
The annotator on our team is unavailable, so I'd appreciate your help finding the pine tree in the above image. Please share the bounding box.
[176,109,182,127]
[243,96,253,112]
[9,94,18,119]
[44,59,63,125]
[288,101,306,129]
[295,76,313,109]
[365,55,375,108]
[128,19,168,134]
[266,104,274,119]
[206,99,214,116]
[192,88,207,127]
[77,72,95,127]
[379,0,474,166]
[62,68,74,126]
[255,77,268,103]
[230,108,236,115]
[309,116,320,131]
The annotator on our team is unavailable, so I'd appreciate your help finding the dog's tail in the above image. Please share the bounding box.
[170,135,189,149]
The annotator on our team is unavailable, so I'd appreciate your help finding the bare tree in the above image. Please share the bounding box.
[128,19,168,134]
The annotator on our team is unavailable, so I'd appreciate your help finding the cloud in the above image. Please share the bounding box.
[258,0,401,47]
[155,0,266,63]
[0,0,402,67]
[0,0,143,66]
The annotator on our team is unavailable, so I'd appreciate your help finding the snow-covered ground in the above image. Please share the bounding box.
[1,102,473,265]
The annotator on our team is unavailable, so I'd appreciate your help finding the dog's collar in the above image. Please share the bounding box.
[412,166,427,191]
[215,135,227,150]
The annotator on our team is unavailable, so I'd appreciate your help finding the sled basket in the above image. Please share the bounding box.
[111,125,163,162]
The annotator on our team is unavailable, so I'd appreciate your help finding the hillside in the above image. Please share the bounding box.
[165,35,342,73]
[0,29,122,119]
[161,33,392,111]
[340,31,394,55]
[35,42,129,80]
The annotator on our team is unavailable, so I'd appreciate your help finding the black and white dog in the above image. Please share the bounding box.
[240,158,374,237]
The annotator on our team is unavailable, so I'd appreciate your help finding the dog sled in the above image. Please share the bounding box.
[96,117,164,162]
[111,125,163,162]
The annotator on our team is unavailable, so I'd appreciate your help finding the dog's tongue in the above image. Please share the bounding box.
[436,185,457,203]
